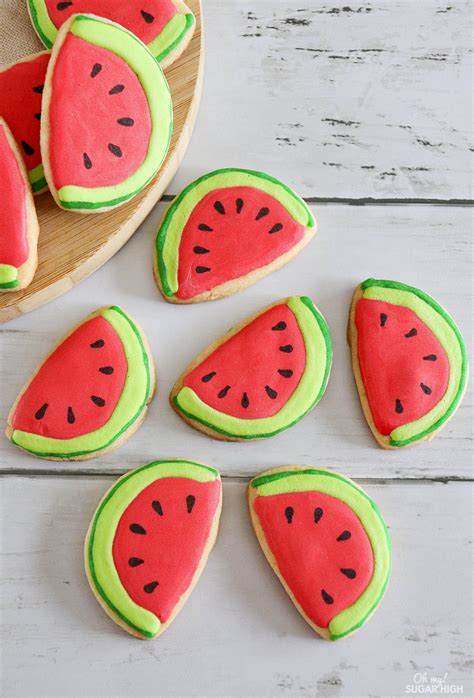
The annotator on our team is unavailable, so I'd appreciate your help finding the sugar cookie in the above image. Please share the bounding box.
[85,459,222,639]
[348,278,468,449]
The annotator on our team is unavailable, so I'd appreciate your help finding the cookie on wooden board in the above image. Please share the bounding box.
[170,297,332,441]
[28,0,195,68]
[348,278,468,449]
[6,305,155,461]
[40,14,173,213]
[85,459,222,639]
[154,168,316,303]
[248,466,391,640]
[0,118,39,292]
[0,51,50,194]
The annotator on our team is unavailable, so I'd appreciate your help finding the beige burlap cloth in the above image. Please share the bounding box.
[0,0,43,65]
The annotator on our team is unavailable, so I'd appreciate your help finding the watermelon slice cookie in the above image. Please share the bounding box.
[171,297,332,440]
[155,168,316,303]
[41,14,173,213]
[249,466,391,640]
[6,306,155,461]
[85,459,222,639]
[0,119,39,292]
[348,278,468,449]
[0,51,50,194]
[28,0,195,68]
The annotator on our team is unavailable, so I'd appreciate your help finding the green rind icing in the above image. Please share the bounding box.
[156,168,315,297]
[55,15,172,210]
[88,459,219,638]
[251,469,391,640]
[30,163,47,193]
[12,306,151,458]
[360,278,468,447]
[28,1,194,61]
[174,296,332,439]
[0,264,18,286]
[149,13,195,63]
[27,0,56,48]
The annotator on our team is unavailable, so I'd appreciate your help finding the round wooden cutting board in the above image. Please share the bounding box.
[0,0,203,323]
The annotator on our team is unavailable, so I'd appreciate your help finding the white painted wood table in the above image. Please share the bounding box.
[1,2,472,696]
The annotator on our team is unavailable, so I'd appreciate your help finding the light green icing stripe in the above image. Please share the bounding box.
[0,264,18,286]
[361,279,468,447]
[251,469,391,640]
[27,0,56,48]
[30,163,47,193]
[149,13,195,62]
[12,306,150,458]
[88,460,219,638]
[156,168,315,296]
[56,15,172,210]
[174,296,332,439]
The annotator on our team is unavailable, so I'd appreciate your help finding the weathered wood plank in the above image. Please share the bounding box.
[171,0,472,199]
[1,203,471,479]
[0,475,472,697]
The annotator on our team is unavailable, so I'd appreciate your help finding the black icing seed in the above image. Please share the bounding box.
[395,399,404,414]
[198,224,213,232]
[255,207,269,220]
[99,366,114,375]
[279,344,293,353]
[420,383,432,395]
[186,495,196,513]
[340,568,357,579]
[268,223,283,234]
[218,385,231,398]
[321,589,334,605]
[57,1,72,9]
[35,403,48,420]
[423,354,437,361]
[278,369,293,378]
[236,198,244,214]
[117,117,134,126]
[67,406,75,424]
[32,84,44,94]
[34,112,41,120]
[109,84,125,95]
[214,201,225,215]
[83,153,92,170]
[108,143,122,158]
[21,140,34,156]
[405,328,418,338]
[241,392,250,409]
[90,63,102,78]
[91,395,105,407]
[143,581,159,593]
[285,506,294,524]
[193,246,210,254]
[141,10,155,23]
[265,385,278,399]
[130,523,146,534]
[314,507,323,524]
[202,371,216,383]
[272,321,287,331]
[152,500,163,516]
[90,339,105,348]
[337,530,351,541]
[128,557,144,567]
[196,266,211,274]
[380,313,388,327]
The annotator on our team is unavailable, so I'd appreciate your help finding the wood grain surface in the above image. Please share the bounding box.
[1,475,472,697]
[1,203,471,480]
[0,0,203,323]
